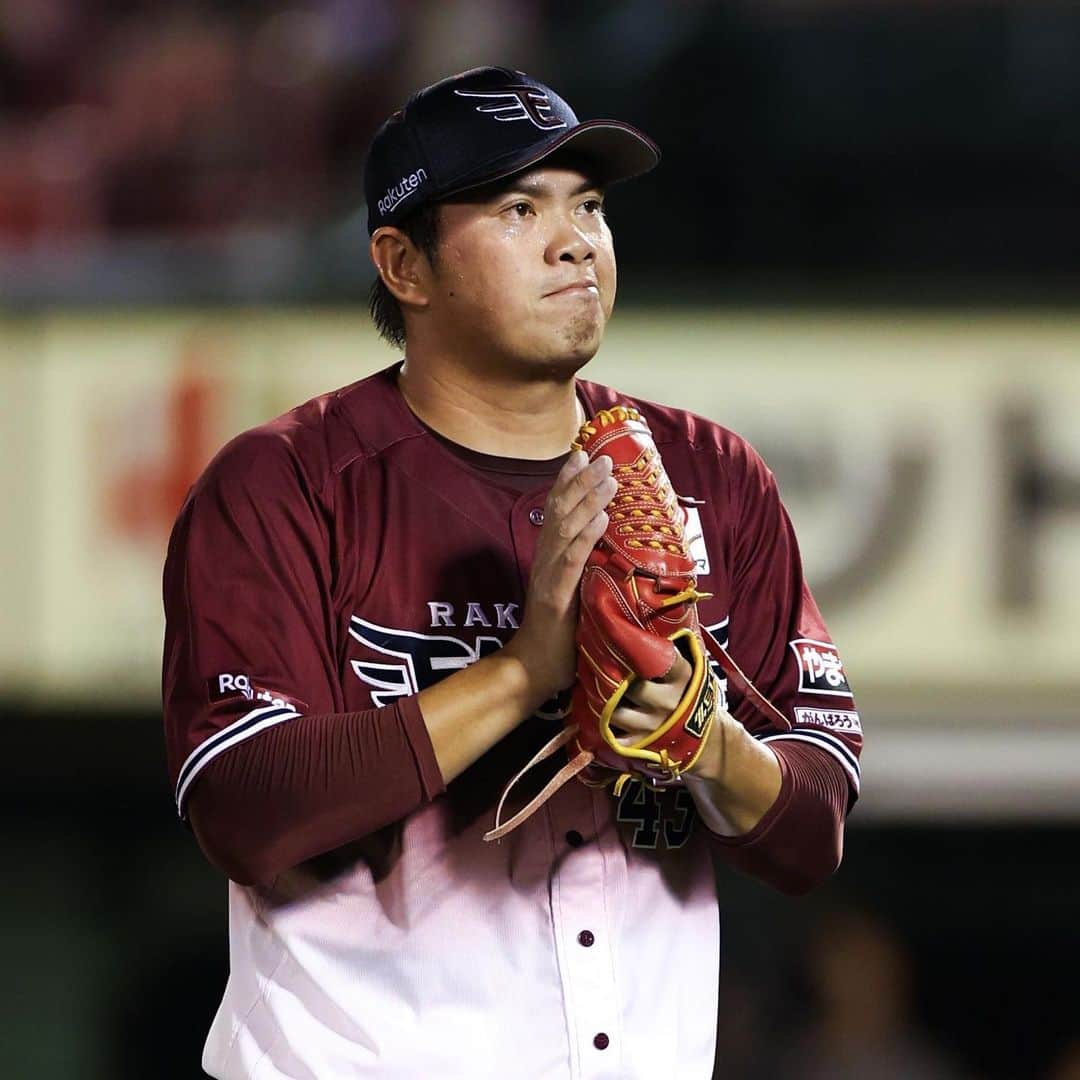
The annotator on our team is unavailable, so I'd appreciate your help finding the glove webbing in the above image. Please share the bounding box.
[482,629,790,842]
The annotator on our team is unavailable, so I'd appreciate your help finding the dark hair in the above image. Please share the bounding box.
[368,203,442,350]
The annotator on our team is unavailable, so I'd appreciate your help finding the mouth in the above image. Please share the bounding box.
[544,282,600,299]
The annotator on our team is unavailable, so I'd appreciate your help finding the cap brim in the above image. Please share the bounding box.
[442,119,660,198]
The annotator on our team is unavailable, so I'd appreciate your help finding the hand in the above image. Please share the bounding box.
[504,450,617,705]
[609,647,694,745]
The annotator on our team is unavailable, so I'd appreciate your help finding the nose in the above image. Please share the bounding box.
[546,214,595,266]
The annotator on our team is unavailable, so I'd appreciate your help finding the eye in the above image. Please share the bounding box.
[505,201,533,218]
[581,198,605,216]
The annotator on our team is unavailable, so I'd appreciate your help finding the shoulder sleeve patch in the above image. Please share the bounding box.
[789,638,853,697]
[793,707,861,733]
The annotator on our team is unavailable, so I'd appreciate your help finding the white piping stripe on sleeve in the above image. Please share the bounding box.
[175,702,291,787]
[760,731,861,794]
[787,727,861,773]
[762,727,861,774]
[174,703,302,815]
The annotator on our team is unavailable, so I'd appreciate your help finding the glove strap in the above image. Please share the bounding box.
[597,628,716,776]
[699,627,791,731]
[483,726,594,842]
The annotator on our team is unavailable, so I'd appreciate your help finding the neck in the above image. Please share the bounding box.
[398,355,585,459]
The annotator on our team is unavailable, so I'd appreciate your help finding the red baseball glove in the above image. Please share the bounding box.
[569,405,718,794]
[484,404,785,841]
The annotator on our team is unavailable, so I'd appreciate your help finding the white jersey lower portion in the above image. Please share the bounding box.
[202,779,720,1080]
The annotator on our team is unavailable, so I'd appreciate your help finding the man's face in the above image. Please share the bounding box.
[425,164,616,377]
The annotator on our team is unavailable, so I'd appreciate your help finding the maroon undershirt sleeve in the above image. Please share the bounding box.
[704,740,850,896]
[187,695,445,887]
[191,698,849,895]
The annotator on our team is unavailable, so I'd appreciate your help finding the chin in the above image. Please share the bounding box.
[499,312,607,378]
[552,328,605,369]
[515,349,595,381]
[554,315,606,366]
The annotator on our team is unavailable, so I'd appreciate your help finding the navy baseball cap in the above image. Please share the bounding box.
[364,66,660,233]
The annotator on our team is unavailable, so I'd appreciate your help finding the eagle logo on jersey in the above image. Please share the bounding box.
[454,86,567,130]
[349,616,570,719]
[349,617,503,706]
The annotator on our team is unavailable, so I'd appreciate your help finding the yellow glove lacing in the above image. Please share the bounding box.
[573,406,686,557]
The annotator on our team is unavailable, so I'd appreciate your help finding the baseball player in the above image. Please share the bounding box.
[162,66,862,1079]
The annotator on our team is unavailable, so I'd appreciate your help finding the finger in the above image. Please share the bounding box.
[539,508,608,604]
[547,454,612,519]
[554,508,609,580]
[625,656,692,708]
[609,702,658,737]
[555,473,617,544]
[555,449,589,485]
[623,676,684,716]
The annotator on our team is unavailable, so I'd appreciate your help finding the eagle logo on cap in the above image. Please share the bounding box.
[454,85,567,131]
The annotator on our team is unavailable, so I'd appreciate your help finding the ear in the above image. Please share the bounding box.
[370,227,433,310]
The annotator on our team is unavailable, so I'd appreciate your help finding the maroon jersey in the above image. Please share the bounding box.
[163,362,860,821]
[161,362,859,1078]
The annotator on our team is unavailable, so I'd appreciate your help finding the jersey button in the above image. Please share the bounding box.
[577,930,595,947]
[529,508,545,526]
[593,1033,610,1050]
[565,830,584,847]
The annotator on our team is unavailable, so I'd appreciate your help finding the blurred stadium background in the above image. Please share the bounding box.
[2,1,1079,1077]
